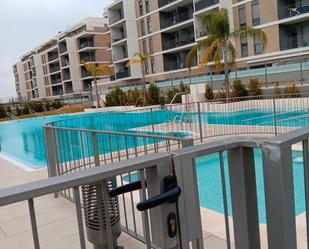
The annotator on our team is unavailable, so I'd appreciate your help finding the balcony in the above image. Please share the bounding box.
[195,0,219,12]
[162,37,195,50]
[58,42,67,54]
[50,74,62,85]
[162,27,195,50]
[113,49,128,61]
[116,69,130,79]
[62,69,71,81]
[112,32,127,43]
[48,52,59,62]
[160,9,193,29]
[80,53,96,63]
[158,0,177,8]
[49,65,60,74]
[109,8,124,25]
[79,40,95,50]
[278,0,309,19]
[81,67,91,78]
[280,35,309,50]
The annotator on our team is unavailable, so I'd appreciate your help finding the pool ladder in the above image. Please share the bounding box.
[29,109,43,117]
[6,112,18,120]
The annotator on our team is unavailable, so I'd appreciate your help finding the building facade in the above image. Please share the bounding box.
[13,17,112,101]
[104,0,309,89]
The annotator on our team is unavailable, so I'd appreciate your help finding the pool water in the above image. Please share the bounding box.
[124,149,305,224]
[0,108,309,169]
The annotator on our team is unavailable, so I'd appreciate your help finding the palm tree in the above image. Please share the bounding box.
[187,8,267,99]
[81,61,112,108]
[127,53,150,105]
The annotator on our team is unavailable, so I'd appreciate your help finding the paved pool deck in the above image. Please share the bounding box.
[0,156,234,249]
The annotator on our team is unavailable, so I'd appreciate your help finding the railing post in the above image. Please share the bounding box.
[91,132,100,167]
[197,102,203,142]
[273,98,278,136]
[262,142,297,249]
[150,108,155,133]
[181,138,194,148]
[227,147,260,249]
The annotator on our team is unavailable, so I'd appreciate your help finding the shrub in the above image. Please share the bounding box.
[16,106,22,116]
[29,102,44,112]
[105,87,128,106]
[284,83,299,97]
[273,84,281,95]
[205,84,214,101]
[232,80,248,97]
[0,105,6,118]
[214,89,226,101]
[179,81,190,94]
[166,88,180,104]
[44,100,51,111]
[248,77,262,96]
[22,105,30,115]
[51,100,63,109]
[6,106,11,114]
[127,88,142,106]
[147,83,160,105]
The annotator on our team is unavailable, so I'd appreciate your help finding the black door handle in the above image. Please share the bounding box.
[109,181,146,197]
[137,186,181,211]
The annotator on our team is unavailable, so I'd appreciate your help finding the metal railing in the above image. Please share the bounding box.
[160,11,193,29]
[4,127,309,248]
[195,0,219,11]
[278,0,309,19]
[29,109,43,117]
[162,36,195,50]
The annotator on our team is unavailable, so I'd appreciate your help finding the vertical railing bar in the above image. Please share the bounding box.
[128,172,138,235]
[73,187,86,249]
[219,151,231,249]
[302,139,309,247]
[28,198,40,249]
[139,169,152,249]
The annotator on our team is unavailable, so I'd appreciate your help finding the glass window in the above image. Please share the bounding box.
[142,39,147,54]
[254,36,262,54]
[240,35,248,57]
[145,0,150,13]
[252,0,260,26]
[139,0,143,16]
[141,19,145,36]
[147,17,152,33]
[149,38,153,54]
[150,57,155,74]
[238,6,246,28]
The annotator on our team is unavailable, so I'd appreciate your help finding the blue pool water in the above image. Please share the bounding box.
[1,108,309,169]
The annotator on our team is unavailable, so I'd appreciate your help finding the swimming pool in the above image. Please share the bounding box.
[0,107,308,169]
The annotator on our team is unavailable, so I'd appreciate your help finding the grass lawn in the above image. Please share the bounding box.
[0,106,85,123]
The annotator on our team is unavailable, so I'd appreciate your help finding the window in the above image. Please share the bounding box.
[254,36,262,54]
[150,57,155,74]
[139,0,143,16]
[145,0,150,13]
[147,17,152,33]
[238,6,246,28]
[240,35,248,57]
[142,39,147,54]
[251,0,260,26]
[149,38,153,54]
[141,19,145,36]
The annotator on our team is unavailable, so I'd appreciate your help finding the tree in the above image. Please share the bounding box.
[127,53,150,105]
[127,88,142,106]
[166,88,180,103]
[0,105,6,118]
[186,8,267,99]
[81,61,112,108]
[147,83,160,105]
[284,83,299,98]
[205,84,214,100]
[248,77,262,96]
[232,80,248,97]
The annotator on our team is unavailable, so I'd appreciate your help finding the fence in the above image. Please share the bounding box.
[3,127,309,248]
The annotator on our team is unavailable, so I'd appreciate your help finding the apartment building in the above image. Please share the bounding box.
[105,0,309,89]
[13,17,111,101]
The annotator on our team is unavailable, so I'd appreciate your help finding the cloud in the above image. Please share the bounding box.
[0,0,113,99]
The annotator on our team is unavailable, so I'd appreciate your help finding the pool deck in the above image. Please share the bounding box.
[0,157,235,249]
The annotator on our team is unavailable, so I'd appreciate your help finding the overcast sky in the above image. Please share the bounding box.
[0,0,113,100]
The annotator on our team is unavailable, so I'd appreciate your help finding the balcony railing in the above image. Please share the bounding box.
[162,36,195,50]
[164,60,188,71]
[48,53,59,62]
[195,0,219,11]
[51,78,62,85]
[278,0,309,19]
[113,51,128,61]
[160,11,193,29]
[280,35,309,51]
[158,0,177,8]
[79,40,95,50]
[81,69,91,78]
[112,33,127,43]
[50,66,60,74]
[116,69,130,79]
[62,73,71,81]
[59,44,67,54]
[109,11,124,25]
[80,54,96,62]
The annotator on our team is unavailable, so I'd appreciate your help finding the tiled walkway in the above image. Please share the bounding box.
[0,157,232,249]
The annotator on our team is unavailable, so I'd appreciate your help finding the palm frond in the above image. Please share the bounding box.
[226,40,236,66]
[231,26,267,50]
